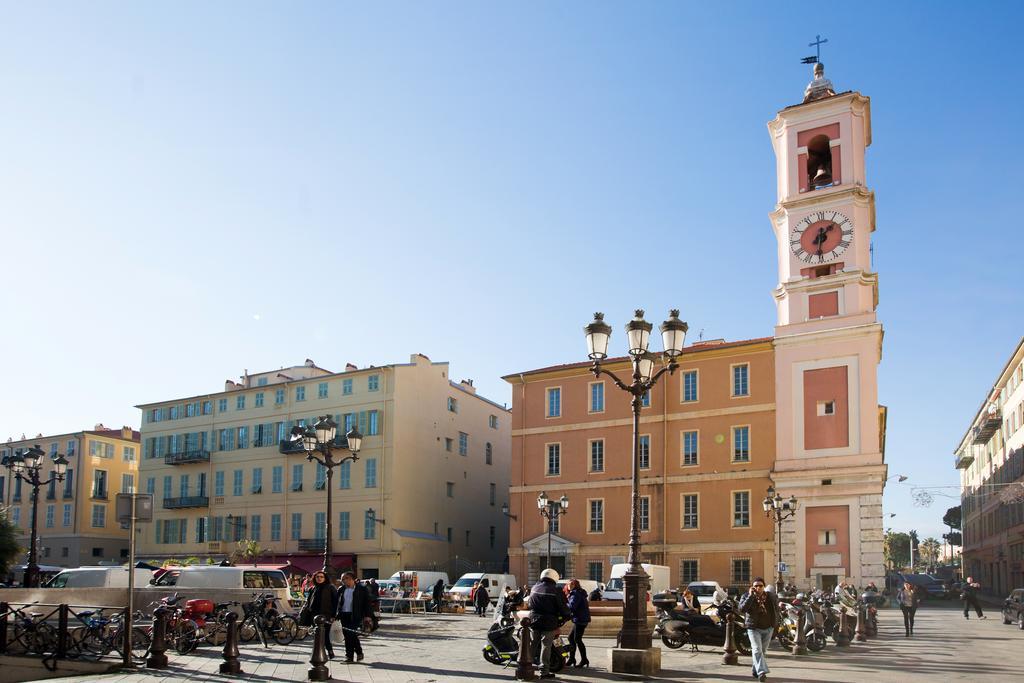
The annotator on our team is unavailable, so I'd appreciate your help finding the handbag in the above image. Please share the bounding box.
[298,604,313,627]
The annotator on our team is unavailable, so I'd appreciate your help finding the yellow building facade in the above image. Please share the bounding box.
[136,354,511,578]
[1,425,140,568]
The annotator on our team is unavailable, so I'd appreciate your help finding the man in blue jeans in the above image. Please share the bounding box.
[738,577,778,682]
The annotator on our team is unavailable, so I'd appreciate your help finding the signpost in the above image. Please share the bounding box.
[117,493,153,667]
[778,562,788,574]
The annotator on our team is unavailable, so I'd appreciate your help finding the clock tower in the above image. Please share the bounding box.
[768,63,887,591]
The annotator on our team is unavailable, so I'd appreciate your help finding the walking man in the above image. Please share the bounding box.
[528,568,571,680]
[431,578,445,613]
[336,572,371,663]
[961,576,985,619]
[896,581,920,636]
[738,577,778,682]
[474,581,490,617]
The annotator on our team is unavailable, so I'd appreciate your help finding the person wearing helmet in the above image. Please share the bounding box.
[528,568,571,679]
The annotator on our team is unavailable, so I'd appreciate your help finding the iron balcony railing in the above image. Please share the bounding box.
[162,496,210,509]
[297,538,327,552]
[971,409,1002,445]
[164,449,211,465]
[278,435,352,455]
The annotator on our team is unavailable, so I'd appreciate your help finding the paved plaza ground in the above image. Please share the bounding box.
[46,602,1020,683]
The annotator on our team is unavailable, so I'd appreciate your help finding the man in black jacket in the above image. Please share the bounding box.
[961,577,985,619]
[738,577,778,682]
[336,572,371,663]
[529,568,570,679]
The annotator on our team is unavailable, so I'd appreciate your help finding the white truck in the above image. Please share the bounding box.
[602,563,670,601]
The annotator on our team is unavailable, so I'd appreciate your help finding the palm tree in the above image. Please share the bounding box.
[233,538,270,566]
[919,537,941,572]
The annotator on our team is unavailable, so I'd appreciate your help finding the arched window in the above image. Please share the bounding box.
[807,134,833,189]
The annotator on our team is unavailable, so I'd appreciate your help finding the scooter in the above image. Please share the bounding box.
[481,595,568,672]
[653,592,752,655]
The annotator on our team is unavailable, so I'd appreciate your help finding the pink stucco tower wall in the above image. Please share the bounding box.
[768,72,887,590]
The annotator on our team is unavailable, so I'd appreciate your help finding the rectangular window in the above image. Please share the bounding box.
[214,470,225,496]
[368,410,379,435]
[218,398,228,412]
[252,467,263,493]
[236,395,245,410]
[274,389,285,405]
[446,481,454,497]
[486,442,493,464]
[45,504,54,528]
[680,559,699,584]
[342,378,353,395]
[244,515,257,541]
[732,426,750,462]
[292,464,304,492]
[122,473,135,494]
[448,397,458,413]
[64,470,75,498]
[318,382,328,399]
[588,562,604,583]
[732,558,751,584]
[368,375,379,391]
[296,386,306,402]
[291,512,302,540]
[365,510,376,539]
[639,496,650,532]
[92,470,108,498]
[233,470,243,496]
[682,494,699,529]
[818,529,837,545]
[62,504,72,526]
[271,514,282,541]
[733,491,750,527]
[590,382,604,412]
[489,483,496,506]
[91,504,106,528]
[445,438,453,452]
[589,440,604,472]
[588,499,604,533]
[732,364,750,397]
[123,446,136,462]
[489,415,498,429]
[237,426,248,449]
[682,370,699,402]
[641,390,650,408]
[447,527,453,543]
[465,529,471,546]
[254,392,264,407]
[682,430,699,466]
[339,511,350,540]
[639,435,650,470]
[546,443,561,476]
[490,525,496,549]
[546,387,561,418]
[339,461,351,489]
[365,458,377,488]
[459,432,468,456]
[272,466,283,493]
[314,511,326,539]
[146,477,155,495]
[315,462,326,490]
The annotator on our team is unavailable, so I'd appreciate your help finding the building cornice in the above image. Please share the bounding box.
[510,402,775,437]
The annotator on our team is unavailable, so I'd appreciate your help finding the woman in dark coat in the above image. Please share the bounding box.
[432,578,445,612]
[301,570,339,659]
[474,582,491,617]
[565,578,591,668]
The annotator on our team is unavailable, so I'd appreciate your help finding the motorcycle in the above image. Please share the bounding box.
[481,594,568,671]
[775,594,824,651]
[653,591,752,655]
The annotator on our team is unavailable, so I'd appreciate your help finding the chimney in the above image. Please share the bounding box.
[346,363,358,372]
[93,423,106,431]
[305,358,316,367]
[121,426,133,439]
[460,379,477,394]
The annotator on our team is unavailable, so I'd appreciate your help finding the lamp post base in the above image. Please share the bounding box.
[610,646,661,676]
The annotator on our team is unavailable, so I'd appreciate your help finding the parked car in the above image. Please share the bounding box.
[899,573,946,600]
[44,566,152,588]
[1001,588,1024,629]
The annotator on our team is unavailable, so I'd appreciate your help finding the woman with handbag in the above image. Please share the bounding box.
[300,571,339,659]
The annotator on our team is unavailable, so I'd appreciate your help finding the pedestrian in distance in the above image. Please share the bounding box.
[299,571,339,659]
[474,581,490,617]
[896,581,920,637]
[432,578,445,613]
[366,578,380,631]
[528,568,571,680]
[738,577,778,682]
[336,571,372,663]
[565,578,590,669]
[961,577,986,619]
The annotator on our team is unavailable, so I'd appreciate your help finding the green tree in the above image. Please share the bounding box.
[919,537,941,571]
[232,539,270,566]
[884,530,911,570]
[0,509,23,577]
[943,505,962,531]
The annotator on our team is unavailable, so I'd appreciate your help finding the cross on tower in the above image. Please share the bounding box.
[808,34,828,62]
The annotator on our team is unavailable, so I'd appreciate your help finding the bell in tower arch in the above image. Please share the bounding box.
[806,134,833,189]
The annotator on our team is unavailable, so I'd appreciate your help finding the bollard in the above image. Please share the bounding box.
[57,605,69,659]
[793,608,808,655]
[308,616,330,682]
[855,604,867,642]
[0,602,9,654]
[514,616,536,681]
[834,609,850,647]
[219,611,242,675]
[721,611,738,665]
[146,606,169,669]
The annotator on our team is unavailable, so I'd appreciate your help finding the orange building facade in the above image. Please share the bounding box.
[504,338,777,591]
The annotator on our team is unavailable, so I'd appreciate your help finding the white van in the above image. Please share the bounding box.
[387,571,451,593]
[449,572,517,603]
[145,566,291,603]
[45,566,152,589]
[602,564,670,601]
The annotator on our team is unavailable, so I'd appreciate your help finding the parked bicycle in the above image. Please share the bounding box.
[239,592,298,647]
[3,602,58,655]
[69,607,150,663]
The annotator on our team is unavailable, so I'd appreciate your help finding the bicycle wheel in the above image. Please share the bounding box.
[239,617,258,643]
[173,619,199,655]
[80,628,112,657]
[271,615,298,646]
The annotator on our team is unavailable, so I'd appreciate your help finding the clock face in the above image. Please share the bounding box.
[790,210,854,264]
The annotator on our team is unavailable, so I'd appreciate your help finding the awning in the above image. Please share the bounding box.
[257,555,356,575]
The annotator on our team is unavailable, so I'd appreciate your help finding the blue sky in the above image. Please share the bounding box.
[2,2,1021,542]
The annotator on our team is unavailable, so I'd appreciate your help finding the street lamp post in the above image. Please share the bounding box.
[536,492,568,571]
[584,309,687,662]
[294,416,363,574]
[3,446,68,588]
[500,502,518,521]
[762,486,798,594]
